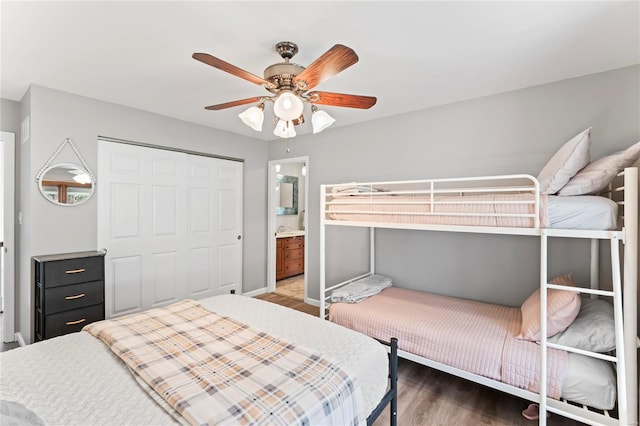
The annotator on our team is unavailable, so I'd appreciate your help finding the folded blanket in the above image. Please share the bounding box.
[331,184,388,197]
[331,274,393,303]
[85,300,362,426]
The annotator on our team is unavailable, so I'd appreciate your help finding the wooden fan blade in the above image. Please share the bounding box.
[307,91,377,109]
[204,97,265,111]
[293,44,359,91]
[193,53,274,88]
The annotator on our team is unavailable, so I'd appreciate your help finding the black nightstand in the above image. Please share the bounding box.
[34,251,105,341]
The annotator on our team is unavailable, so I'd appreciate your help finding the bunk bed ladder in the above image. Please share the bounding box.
[539,232,549,426]
[540,232,628,426]
[623,167,638,426]
[539,166,639,426]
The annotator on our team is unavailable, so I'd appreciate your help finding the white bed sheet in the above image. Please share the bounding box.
[0,295,388,425]
[547,195,618,230]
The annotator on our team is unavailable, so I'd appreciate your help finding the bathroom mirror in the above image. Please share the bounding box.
[276,174,298,215]
[38,163,95,206]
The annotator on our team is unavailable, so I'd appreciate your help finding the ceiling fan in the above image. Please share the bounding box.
[193,41,377,138]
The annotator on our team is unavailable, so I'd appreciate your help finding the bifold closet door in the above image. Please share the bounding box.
[98,141,243,318]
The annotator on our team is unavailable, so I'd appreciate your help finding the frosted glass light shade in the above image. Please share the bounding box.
[273,119,296,138]
[238,106,264,131]
[273,92,304,121]
[312,109,336,134]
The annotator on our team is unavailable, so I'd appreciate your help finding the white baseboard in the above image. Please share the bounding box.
[15,332,26,347]
[304,297,320,307]
[243,287,268,298]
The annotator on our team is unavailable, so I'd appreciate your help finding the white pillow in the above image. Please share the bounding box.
[537,128,591,195]
[562,352,616,410]
[548,297,615,352]
[558,141,640,196]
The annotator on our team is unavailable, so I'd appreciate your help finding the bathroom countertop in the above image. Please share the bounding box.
[275,230,305,238]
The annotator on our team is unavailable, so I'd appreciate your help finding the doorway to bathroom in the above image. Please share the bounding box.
[267,156,308,302]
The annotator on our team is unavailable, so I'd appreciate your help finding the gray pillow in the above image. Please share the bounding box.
[548,297,615,353]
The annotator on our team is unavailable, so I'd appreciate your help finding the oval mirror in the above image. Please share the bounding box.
[38,163,95,206]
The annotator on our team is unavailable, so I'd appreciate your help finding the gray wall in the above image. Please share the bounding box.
[5,65,639,343]
[1,99,21,134]
[15,85,269,342]
[270,65,640,310]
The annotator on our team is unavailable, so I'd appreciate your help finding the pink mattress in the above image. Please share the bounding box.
[329,287,568,398]
[327,193,547,228]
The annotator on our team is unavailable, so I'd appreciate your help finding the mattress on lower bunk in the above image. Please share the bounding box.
[0,295,389,425]
[329,287,616,409]
[327,193,618,230]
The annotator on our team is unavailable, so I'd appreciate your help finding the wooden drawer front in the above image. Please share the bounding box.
[284,248,303,261]
[44,304,104,339]
[284,259,304,276]
[284,237,304,250]
[45,280,104,315]
[276,239,284,248]
[43,256,104,288]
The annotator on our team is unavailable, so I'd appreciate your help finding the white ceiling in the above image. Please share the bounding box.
[1,1,638,141]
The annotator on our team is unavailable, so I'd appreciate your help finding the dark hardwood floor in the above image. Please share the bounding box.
[254,292,583,426]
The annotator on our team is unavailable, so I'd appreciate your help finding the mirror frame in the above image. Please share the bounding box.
[38,162,96,207]
[276,174,298,215]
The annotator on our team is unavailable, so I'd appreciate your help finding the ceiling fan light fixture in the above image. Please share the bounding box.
[273,119,296,138]
[273,92,304,121]
[311,107,336,134]
[238,103,265,131]
[72,173,91,184]
[196,42,376,139]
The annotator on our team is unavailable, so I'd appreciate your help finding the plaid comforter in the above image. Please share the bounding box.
[84,299,362,426]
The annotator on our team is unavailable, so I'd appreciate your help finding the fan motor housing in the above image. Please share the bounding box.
[263,63,305,92]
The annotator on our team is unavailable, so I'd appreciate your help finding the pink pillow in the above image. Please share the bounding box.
[517,274,581,341]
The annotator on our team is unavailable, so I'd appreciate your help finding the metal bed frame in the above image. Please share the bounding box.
[320,168,638,426]
[366,338,398,426]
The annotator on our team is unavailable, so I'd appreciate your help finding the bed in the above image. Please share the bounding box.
[326,179,618,231]
[330,286,616,410]
[320,149,638,426]
[0,294,396,426]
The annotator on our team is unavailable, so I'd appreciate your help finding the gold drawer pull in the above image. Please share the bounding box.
[65,268,86,274]
[65,293,86,300]
[66,318,86,326]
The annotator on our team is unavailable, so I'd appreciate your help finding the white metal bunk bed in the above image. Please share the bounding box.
[319,168,638,426]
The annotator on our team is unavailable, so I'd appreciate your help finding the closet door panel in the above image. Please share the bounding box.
[186,156,219,299]
[149,150,187,306]
[218,244,237,289]
[215,161,243,293]
[111,255,142,315]
[152,186,178,235]
[188,247,212,296]
[99,140,242,318]
[111,184,140,238]
[189,188,212,232]
[100,145,150,317]
[152,251,179,305]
